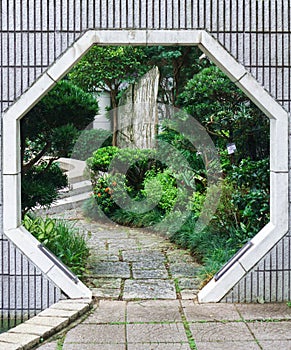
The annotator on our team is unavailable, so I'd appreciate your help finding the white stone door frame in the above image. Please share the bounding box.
[2,30,288,301]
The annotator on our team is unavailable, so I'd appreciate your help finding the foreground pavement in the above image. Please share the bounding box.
[37,300,291,350]
[33,209,291,349]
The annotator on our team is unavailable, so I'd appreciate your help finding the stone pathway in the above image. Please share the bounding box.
[35,209,291,350]
[50,208,201,301]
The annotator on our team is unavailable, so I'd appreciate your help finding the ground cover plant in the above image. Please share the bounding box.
[23,215,89,278]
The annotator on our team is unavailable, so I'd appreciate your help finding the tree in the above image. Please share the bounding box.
[69,46,148,145]
[141,46,205,107]
[21,80,99,214]
[179,65,269,162]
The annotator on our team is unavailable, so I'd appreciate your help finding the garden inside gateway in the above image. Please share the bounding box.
[21,45,270,288]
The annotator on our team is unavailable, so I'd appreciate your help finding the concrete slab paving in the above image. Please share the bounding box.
[189,322,254,342]
[181,301,242,321]
[127,300,182,322]
[195,341,261,350]
[247,320,291,341]
[91,287,120,299]
[258,341,291,350]
[63,324,126,344]
[127,323,188,343]
[127,343,191,350]
[236,303,291,320]
[170,263,201,278]
[83,301,126,324]
[63,344,126,350]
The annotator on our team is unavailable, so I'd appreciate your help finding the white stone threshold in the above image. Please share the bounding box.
[0,298,93,350]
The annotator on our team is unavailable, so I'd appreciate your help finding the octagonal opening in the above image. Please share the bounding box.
[2,30,288,302]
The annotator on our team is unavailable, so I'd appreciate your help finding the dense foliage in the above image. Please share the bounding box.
[23,215,89,278]
[72,129,112,161]
[82,49,269,284]
[69,46,147,145]
[21,80,98,214]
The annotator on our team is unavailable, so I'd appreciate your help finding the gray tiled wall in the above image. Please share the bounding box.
[0,1,290,315]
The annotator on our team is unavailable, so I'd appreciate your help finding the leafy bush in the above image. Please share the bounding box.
[23,215,89,277]
[108,147,160,191]
[111,208,163,228]
[87,146,119,173]
[87,146,162,191]
[169,157,270,283]
[72,129,113,161]
[142,169,178,213]
[93,173,132,214]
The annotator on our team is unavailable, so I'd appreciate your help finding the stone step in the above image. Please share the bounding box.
[38,191,92,215]
[59,180,92,199]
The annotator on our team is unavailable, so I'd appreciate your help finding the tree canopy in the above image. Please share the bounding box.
[21,80,99,214]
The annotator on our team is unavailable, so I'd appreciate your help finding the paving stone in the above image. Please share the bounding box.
[37,340,58,349]
[169,263,201,278]
[90,278,122,289]
[64,324,126,344]
[189,322,254,342]
[63,344,126,349]
[7,323,53,337]
[91,288,120,299]
[258,340,291,349]
[50,302,90,313]
[236,303,291,320]
[127,323,188,343]
[132,261,166,269]
[178,278,200,290]
[83,301,126,323]
[247,321,291,340]
[195,341,261,350]
[127,343,191,350]
[127,300,182,322]
[0,332,40,348]
[132,268,169,279]
[91,261,130,278]
[123,251,166,262]
[123,279,176,300]
[181,301,242,321]
[0,343,23,350]
[36,308,79,321]
[89,253,120,262]
[25,316,69,331]
[166,250,195,263]
[180,289,198,299]
[90,232,129,239]
[107,239,139,249]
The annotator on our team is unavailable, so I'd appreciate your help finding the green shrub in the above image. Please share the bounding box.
[109,148,161,191]
[111,208,162,228]
[23,215,89,278]
[93,173,132,214]
[142,169,178,213]
[21,161,68,215]
[87,146,119,173]
[72,129,112,161]
[169,157,270,283]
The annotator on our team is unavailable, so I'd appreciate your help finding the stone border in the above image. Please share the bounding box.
[0,299,92,350]
[2,29,289,302]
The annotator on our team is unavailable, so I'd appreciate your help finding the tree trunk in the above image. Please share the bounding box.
[117,66,160,149]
